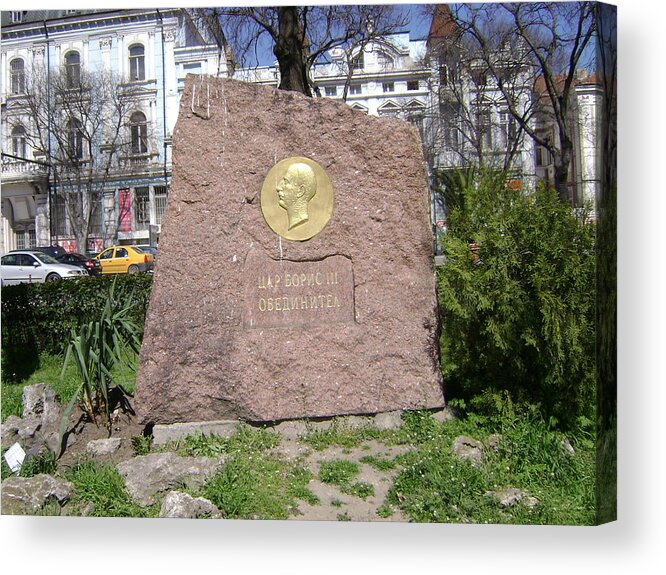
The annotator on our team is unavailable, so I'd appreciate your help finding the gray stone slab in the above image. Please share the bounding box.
[151,420,240,446]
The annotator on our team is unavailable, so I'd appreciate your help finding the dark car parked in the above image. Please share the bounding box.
[56,252,102,276]
[32,245,67,258]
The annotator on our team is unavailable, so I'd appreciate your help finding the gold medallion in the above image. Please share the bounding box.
[260,157,334,241]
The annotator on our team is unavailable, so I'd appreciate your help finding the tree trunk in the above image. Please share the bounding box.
[554,139,574,204]
[273,7,312,96]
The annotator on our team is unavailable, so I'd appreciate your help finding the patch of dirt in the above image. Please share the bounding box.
[290,441,411,522]
[56,407,148,469]
[54,408,414,522]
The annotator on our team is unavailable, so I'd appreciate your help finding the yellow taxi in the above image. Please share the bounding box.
[95,245,154,274]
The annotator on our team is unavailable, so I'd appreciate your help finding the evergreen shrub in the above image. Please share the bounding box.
[1,275,152,380]
[437,170,596,429]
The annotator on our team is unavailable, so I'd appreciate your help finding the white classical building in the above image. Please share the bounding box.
[235,31,431,138]
[2,11,431,255]
[1,8,226,254]
[426,4,602,215]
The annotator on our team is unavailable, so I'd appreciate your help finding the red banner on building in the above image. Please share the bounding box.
[118,188,132,232]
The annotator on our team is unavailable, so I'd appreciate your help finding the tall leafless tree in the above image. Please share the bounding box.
[424,35,533,172]
[15,62,145,252]
[195,5,408,97]
[440,2,596,201]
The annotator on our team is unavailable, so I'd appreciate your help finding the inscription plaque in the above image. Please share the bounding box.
[243,249,354,329]
[260,157,334,241]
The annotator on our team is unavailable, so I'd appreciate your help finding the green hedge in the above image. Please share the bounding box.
[436,171,596,429]
[1,275,152,382]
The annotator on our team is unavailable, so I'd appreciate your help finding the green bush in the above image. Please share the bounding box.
[1,275,152,381]
[60,279,142,436]
[437,171,596,429]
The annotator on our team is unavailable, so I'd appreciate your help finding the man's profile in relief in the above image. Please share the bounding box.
[276,162,317,230]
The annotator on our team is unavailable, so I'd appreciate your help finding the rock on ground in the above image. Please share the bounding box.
[116,452,225,507]
[1,474,73,515]
[159,491,222,519]
[452,435,485,466]
[1,385,62,455]
[86,438,122,456]
[22,384,59,426]
[485,487,539,509]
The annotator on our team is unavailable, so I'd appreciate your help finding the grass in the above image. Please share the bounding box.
[1,448,58,481]
[384,409,596,525]
[0,353,597,524]
[1,352,137,423]
[172,426,280,458]
[131,434,153,456]
[318,460,359,485]
[64,459,159,517]
[299,423,395,451]
[318,460,375,500]
[359,454,397,471]
[169,426,319,519]
[341,481,375,499]
[197,454,317,519]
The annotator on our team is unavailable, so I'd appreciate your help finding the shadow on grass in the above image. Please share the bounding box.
[1,331,40,384]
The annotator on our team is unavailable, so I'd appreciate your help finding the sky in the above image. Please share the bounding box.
[231,4,434,67]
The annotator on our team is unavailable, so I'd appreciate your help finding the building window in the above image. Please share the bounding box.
[472,69,488,86]
[65,51,81,88]
[89,193,103,235]
[129,44,145,81]
[10,11,26,23]
[536,146,552,167]
[349,84,362,95]
[439,64,458,86]
[382,82,394,93]
[15,229,26,250]
[10,58,25,94]
[446,125,459,148]
[324,86,337,97]
[351,52,364,70]
[130,111,148,155]
[12,125,27,158]
[378,102,400,117]
[499,111,517,149]
[67,118,84,161]
[407,80,420,91]
[134,187,150,227]
[27,228,36,248]
[377,51,394,69]
[476,109,492,150]
[154,186,168,225]
[439,64,449,86]
[53,194,68,236]
[405,102,426,137]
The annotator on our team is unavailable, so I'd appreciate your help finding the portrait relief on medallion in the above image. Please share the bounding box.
[261,157,334,241]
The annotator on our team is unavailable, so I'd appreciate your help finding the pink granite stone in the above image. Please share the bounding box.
[134,76,444,423]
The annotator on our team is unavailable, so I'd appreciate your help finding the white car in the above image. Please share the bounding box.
[1,250,88,286]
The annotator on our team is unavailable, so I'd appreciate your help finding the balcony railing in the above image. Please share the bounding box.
[119,153,158,167]
[1,158,48,178]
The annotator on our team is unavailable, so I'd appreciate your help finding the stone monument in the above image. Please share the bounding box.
[134,76,444,424]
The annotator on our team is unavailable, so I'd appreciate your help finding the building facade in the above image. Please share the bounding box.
[425,4,602,217]
[1,7,605,257]
[2,11,432,255]
[1,8,226,254]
